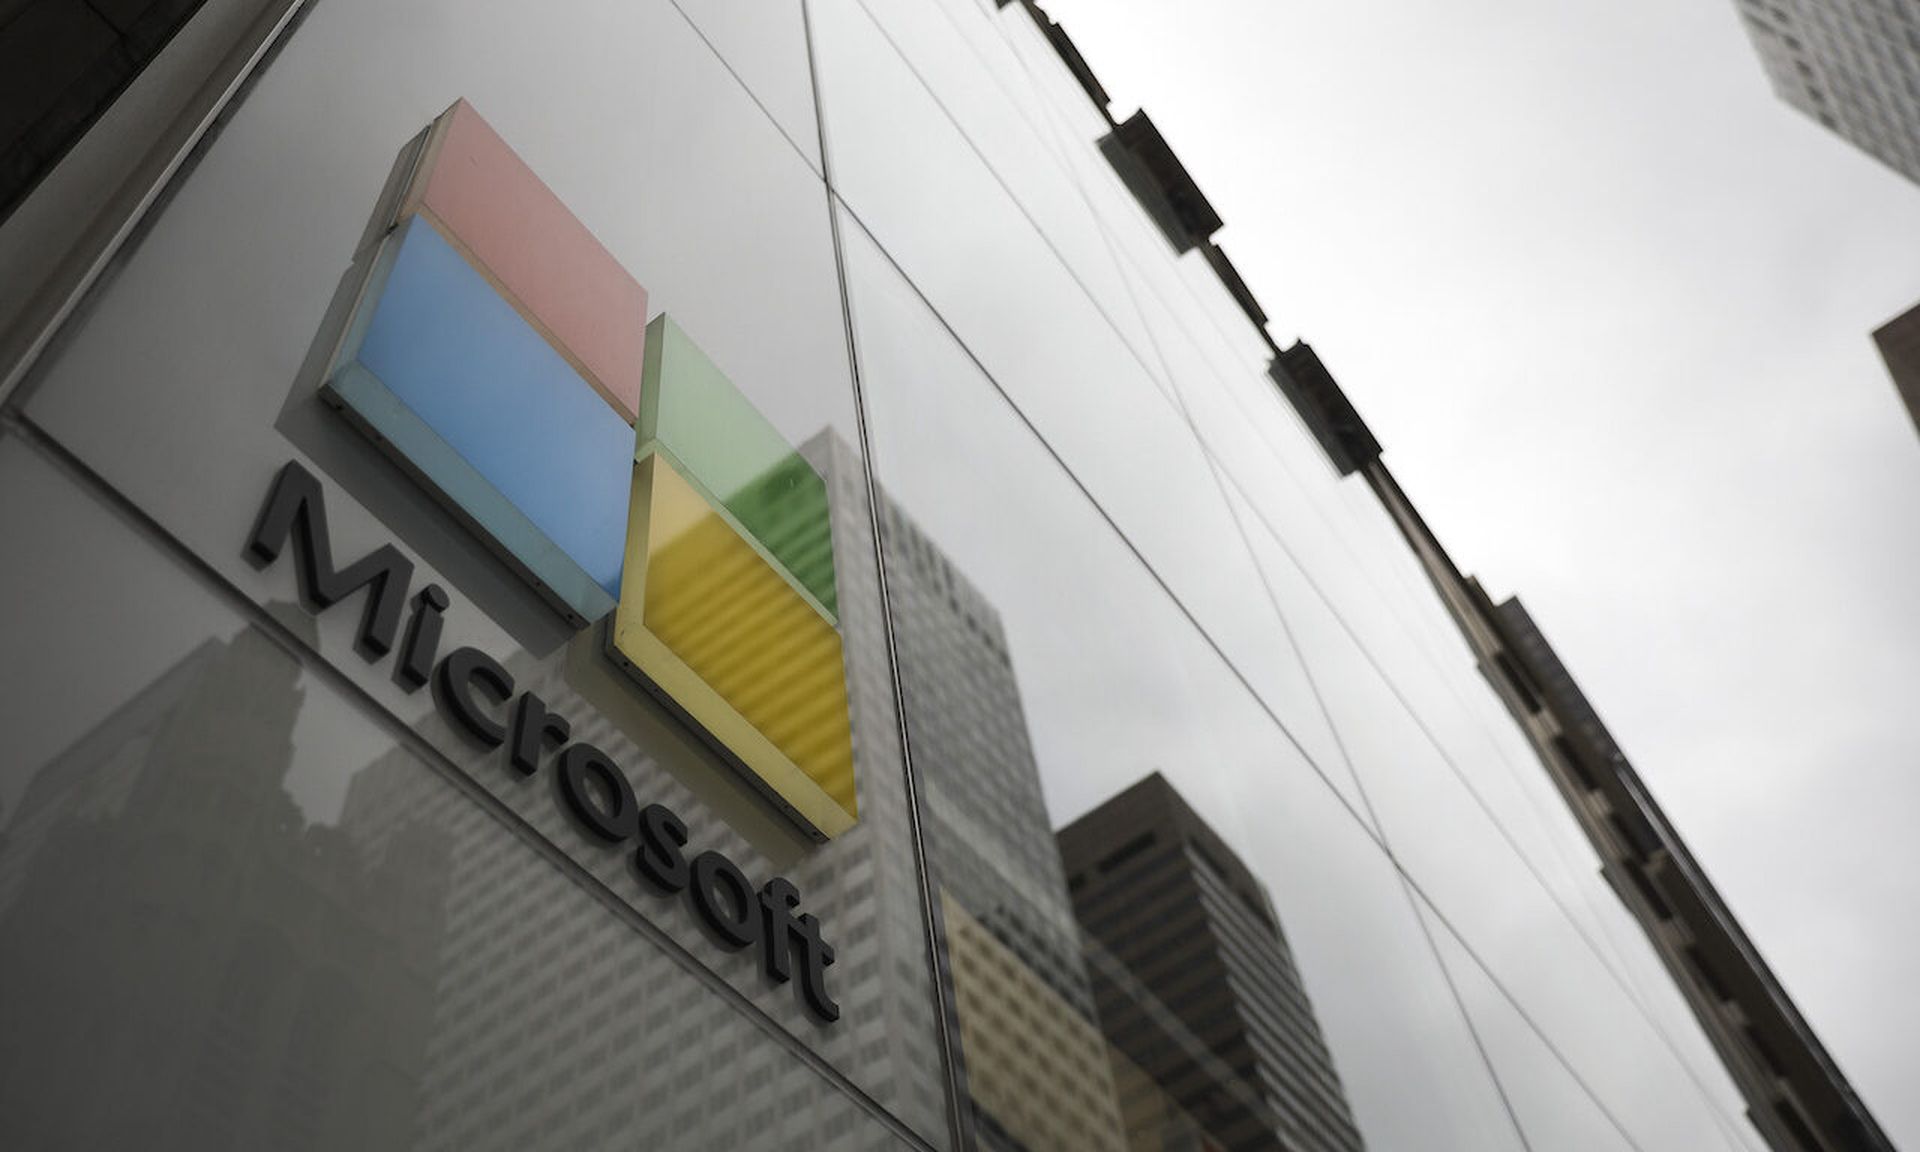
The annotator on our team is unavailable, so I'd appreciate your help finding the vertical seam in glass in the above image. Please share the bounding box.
[800,2,973,1148]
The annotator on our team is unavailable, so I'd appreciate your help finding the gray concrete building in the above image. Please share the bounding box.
[1483,600,1896,1152]
[1728,0,1920,185]
[1059,774,1366,1152]
[861,437,1130,1151]
[1276,345,1898,1151]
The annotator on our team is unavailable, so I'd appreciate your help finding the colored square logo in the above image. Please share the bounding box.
[610,316,855,839]
[322,100,856,839]
[326,217,634,625]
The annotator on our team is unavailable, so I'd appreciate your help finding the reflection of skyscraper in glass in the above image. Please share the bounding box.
[939,893,1133,1151]
[874,481,1092,1005]
[0,626,451,1152]
[1059,773,1367,1152]
[804,430,1130,1151]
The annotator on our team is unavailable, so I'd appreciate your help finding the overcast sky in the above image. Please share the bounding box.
[1039,0,1920,1141]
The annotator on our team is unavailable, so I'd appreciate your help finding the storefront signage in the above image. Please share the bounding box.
[316,98,857,844]
[245,461,841,1022]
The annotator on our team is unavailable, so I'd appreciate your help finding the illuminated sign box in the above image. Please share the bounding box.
[323,216,634,626]
[611,316,855,841]
[322,99,856,842]
[385,98,648,422]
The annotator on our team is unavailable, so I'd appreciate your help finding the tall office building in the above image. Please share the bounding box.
[1058,774,1366,1152]
[1872,298,1920,435]
[858,432,1130,1151]
[1281,337,1898,1152]
[2,0,1899,1148]
[1728,0,1920,185]
[1483,600,1896,1152]
[876,475,1094,1018]
[1290,338,1896,1151]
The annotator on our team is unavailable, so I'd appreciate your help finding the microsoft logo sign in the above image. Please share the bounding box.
[319,99,855,842]
[244,101,855,1021]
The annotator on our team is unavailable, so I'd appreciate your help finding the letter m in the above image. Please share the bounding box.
[245,461,414,660]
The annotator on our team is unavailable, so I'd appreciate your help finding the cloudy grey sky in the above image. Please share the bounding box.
[1038,0,1920,1140]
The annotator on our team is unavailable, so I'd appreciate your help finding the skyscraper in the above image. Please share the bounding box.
[1482,599,1897,1152]
[1728,0,1920,185]
[1281,338,1897,1152]
[850,430,1130,1152]
[1058,774,1367,1152]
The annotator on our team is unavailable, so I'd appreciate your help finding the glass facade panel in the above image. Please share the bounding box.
[839,208,1534,1150]
[809,0,1336,794]
[0,1,1801,1149]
